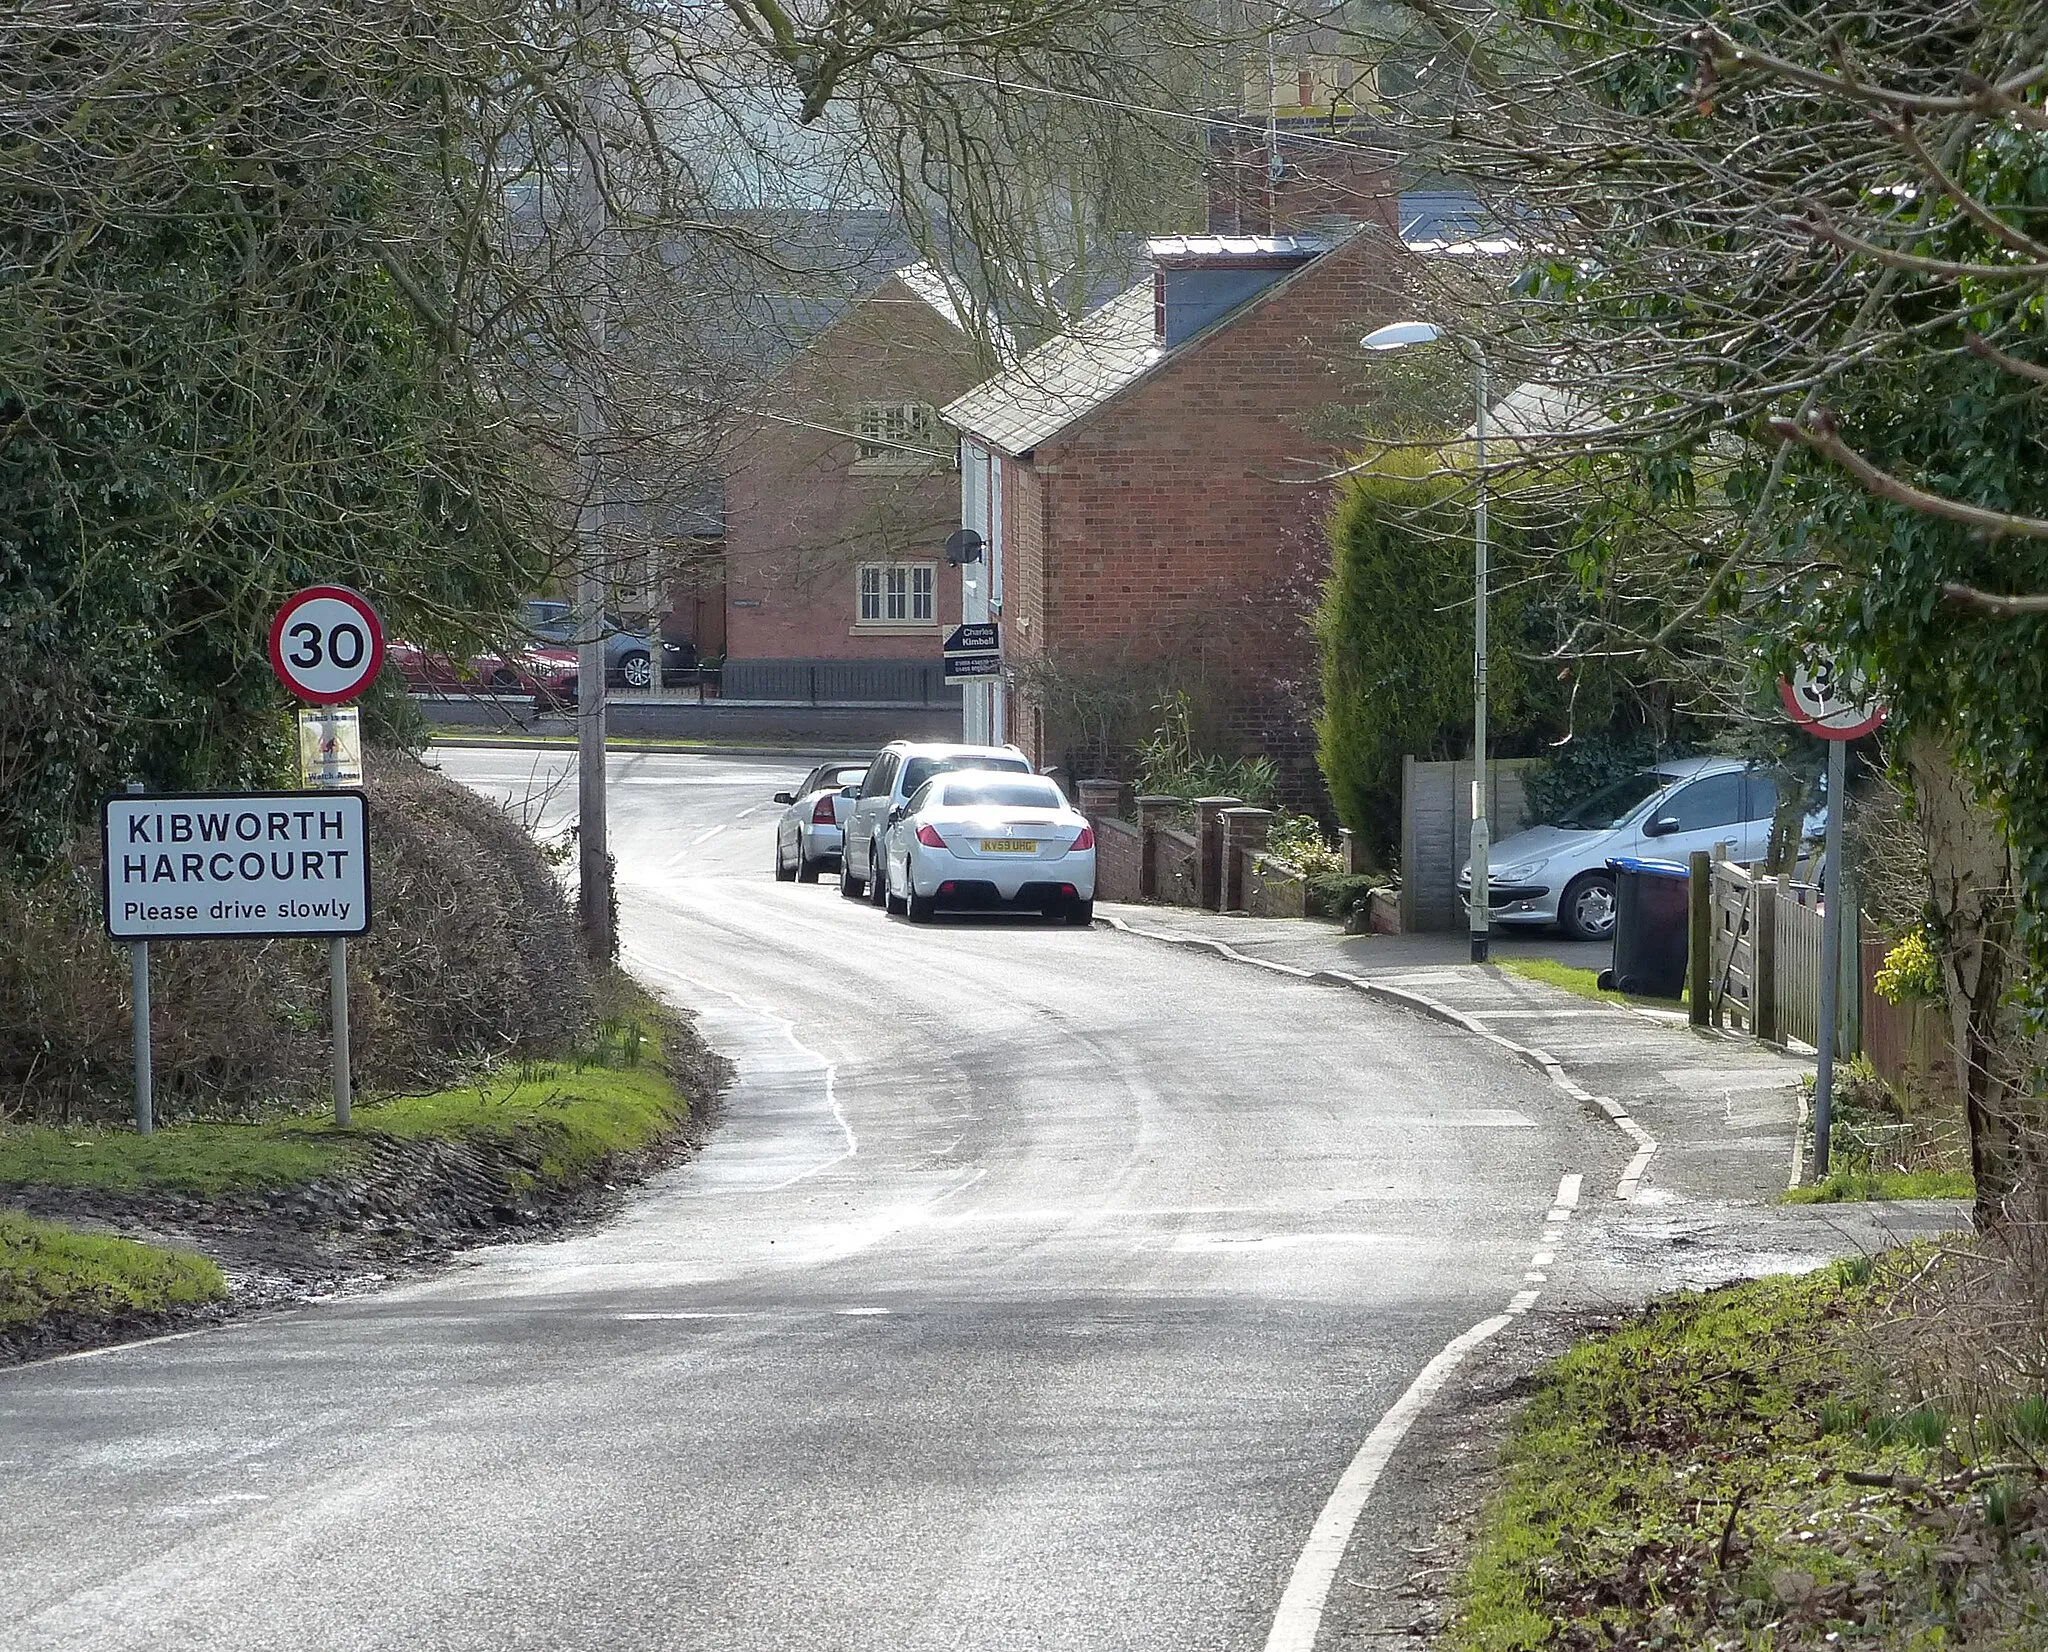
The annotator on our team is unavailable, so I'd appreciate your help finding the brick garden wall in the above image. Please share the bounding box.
[1094,817,1145,902]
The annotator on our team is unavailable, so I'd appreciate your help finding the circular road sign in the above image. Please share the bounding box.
[269,586,385,705]
[1779,658,1885,741]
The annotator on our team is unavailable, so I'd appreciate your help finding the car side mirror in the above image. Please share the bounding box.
[772,791,795,805]
[888,805,907,824]
[1643,815,1681,837]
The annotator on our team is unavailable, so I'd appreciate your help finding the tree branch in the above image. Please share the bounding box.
[1967,333,2048,387]
[1941,583,2048,615]
[1690,24,2048,129]
[1770,411,2048,541]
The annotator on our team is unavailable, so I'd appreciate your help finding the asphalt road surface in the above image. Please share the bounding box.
[1,748,1626,1652]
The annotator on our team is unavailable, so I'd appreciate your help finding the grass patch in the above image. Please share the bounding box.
[1786,1167,1977,1203]
[0,1012,686,1201]
[0,1210,225,1331]
[1447,1255,2048,1652]
[1496,954,1684,1010]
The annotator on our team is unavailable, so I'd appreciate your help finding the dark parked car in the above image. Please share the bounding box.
[522,598,654,690]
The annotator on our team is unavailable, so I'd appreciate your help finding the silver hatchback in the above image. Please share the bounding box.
[838,741,1032,902]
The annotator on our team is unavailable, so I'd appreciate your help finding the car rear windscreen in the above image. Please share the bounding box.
[900,754,1030,794]
[938,779,1063,810]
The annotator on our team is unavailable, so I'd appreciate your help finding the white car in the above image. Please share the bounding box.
[1459,756,1812,942]
[879,773,1096,924]
[771,761,869,882]
[840,740,1033,901]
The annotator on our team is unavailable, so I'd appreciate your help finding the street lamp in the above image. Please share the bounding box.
[1361,320,1492,964]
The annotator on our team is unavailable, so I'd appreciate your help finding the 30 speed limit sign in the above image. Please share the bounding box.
[1778,658,1886,741]
[268,586,385,705]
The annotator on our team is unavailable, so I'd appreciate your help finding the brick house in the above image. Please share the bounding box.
[720,261,995,706]
[939,229,1401,785]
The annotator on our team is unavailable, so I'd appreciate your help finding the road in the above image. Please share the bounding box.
[1,748,1625,1651]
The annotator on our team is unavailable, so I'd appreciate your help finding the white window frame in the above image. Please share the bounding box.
[856,561,938,627]
[852,402,952,473]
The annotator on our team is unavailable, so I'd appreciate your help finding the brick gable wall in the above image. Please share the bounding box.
[724,277,989,666]
[1003,234,1402,795]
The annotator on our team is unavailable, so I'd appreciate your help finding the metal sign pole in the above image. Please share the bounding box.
[123,780,154,1136]
[330,937,351,1127]
[1812,734,1848,1179]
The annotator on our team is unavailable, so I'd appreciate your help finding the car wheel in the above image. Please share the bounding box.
[774,834,796,882]
[1559,872,1617,942]
[839,854,865,899]
[886,865,907,916]
[906,883,935,924]
[1064,897,1095,927]
[796,850,822,884]
[619,650,652,690]
[868,841,890,907]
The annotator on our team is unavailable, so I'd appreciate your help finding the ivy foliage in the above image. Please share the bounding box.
[0,8,551,873]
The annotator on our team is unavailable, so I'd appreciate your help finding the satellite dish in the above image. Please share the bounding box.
[945,529,984,566]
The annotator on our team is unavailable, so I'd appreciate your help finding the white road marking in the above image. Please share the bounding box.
[616,1311,748,1321]
[1264,1165,1582,1652]
[631,957,857,1191]
[1262,1311,1515,1652]
[833,1307,891,1317]
[1173,1232,1392,1253]
[691,825,723,845]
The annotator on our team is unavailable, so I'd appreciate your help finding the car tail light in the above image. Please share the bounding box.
[915,823,947,849]
[938,880,957,895]
[812,796,836,824]
[1070,826,1095,851]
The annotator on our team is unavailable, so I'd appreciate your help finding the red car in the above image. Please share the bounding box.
[390,640,579,708]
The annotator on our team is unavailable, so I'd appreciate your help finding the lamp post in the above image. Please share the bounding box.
[1361,320,1491,963]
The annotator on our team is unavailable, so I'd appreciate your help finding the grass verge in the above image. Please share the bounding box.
[1447,1255,2048,1652]
[0,1008,689,1202]
[1786,1167,1977,1203]
[1496,955,1684,1011]
[0,1210,225,1332]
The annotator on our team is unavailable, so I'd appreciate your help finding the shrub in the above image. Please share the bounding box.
[1874,928,1943,1005]
[1265,812,1343,878]
[1520,729,1668,826]
[0,750,595,1125]
[1134,691,1279,807]
[1315,453,1537,862]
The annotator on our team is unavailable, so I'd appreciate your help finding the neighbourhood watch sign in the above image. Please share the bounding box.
[102,791,371,940]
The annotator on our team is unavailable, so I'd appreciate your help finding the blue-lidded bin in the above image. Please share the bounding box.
[1602,857,1690,999]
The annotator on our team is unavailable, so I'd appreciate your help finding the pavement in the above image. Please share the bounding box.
[1098,905,1966,1299]
[0,749,1964,1652]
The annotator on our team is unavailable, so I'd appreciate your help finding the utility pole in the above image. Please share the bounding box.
[574,0,612,960]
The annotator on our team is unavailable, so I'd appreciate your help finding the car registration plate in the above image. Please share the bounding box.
[979,838,1037,853]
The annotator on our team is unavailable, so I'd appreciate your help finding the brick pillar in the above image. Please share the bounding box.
[1194,796,1241,911]
[1220,807,1275,913]
[1076,778,1123,823]
[1339,826,1369,876]
[1135,795,1180,900]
